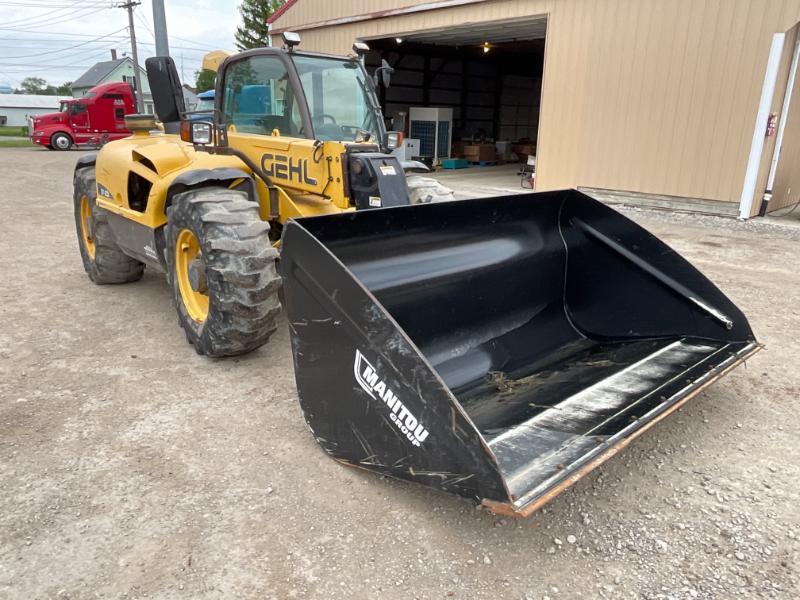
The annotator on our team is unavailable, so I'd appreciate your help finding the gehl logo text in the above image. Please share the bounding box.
[260,153,318,185]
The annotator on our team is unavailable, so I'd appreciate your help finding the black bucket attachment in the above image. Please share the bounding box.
[280,190,759,516]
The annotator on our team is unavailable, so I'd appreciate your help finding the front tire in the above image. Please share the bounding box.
[52,132,72,151]
[74,167,145,284]
[166,188,282,357]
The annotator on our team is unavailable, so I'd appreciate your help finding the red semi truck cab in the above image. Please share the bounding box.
[30,82,136,150]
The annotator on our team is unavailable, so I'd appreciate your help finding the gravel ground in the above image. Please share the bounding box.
[1,147,798,600]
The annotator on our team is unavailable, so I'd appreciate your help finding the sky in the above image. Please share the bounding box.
[0,0,241,90]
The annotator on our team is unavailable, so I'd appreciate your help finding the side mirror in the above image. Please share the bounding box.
[145,56,186,126]
[373,59,394,88]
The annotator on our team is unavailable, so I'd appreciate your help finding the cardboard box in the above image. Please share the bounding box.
[463,144,497,162]
[511,144,536,162]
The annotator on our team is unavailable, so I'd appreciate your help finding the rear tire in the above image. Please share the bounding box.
[74,167,145,284]
[51,132,72,151]
[166,188,282,357]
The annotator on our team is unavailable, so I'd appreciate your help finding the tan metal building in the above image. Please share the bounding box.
[268,0,800,218]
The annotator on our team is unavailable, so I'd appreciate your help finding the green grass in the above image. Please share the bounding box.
[0,126,28,137]
[0,139,34,148]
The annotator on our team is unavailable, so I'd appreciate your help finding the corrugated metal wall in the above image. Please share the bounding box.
[0,107,51,127]
[272,0,800,207]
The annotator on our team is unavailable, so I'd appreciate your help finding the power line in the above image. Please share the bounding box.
[1,27,126,59]
[2,1,106,27]
[0,1,108,5]
[169,34,216,51]
[1,44,118,68]
[133,8,153,37]
[0,36,127,43]
[0,29,128,38]
[3,49,119,69]
[136,40,212,54]
[0,5,112,31]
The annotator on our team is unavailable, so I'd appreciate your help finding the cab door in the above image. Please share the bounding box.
[221,55,317,192]
[69,103,90,142]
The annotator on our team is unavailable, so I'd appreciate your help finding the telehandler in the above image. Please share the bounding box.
[73,34,759,517]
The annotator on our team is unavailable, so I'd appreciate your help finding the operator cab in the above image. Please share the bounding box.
[156,32,401,153]
[145,33,412,212]
[216,44,387,146]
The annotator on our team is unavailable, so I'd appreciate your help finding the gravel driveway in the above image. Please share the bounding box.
[1,147,798,599]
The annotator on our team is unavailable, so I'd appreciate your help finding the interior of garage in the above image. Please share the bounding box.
[362,17,546,183]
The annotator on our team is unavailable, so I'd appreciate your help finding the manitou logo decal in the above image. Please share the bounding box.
[354,350,430,447]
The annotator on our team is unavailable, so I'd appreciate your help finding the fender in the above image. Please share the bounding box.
[74,152,98,173]
[165,167,256,209]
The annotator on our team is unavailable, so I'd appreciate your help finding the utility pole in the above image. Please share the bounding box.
[152,0,170,57]
[120,1,144,113]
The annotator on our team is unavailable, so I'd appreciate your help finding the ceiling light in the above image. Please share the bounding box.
[395,37,403,44]
[482,41,491,53]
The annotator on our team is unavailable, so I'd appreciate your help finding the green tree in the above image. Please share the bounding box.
[14,77,70,95]
[235,0,284,51]
[55,82,72,95]
[195,69,216,93]
[17,77,49,95]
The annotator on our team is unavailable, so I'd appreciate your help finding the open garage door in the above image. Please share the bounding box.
[362,16,546,180]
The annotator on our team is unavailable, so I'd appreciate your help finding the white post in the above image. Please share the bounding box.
[739,33,785,219]
[766,37,800,194]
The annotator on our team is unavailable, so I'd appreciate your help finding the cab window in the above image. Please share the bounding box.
[293,55,381,143]
[70,104,87,115]
[222,55,303,137]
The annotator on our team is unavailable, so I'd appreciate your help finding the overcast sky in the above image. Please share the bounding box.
[0,0,241,90]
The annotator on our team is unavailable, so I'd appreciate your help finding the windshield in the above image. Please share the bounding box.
[59,101,69,112]
[292,55,382,143]
[196,97,215,112]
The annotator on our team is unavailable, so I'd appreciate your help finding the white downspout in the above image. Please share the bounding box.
[763,36,800,211]
[739,33,785,219]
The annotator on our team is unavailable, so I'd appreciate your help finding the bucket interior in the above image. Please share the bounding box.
[302,191,753,501]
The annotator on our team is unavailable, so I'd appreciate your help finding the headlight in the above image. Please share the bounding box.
[192,122,213,145]
[34,131,43,137]
[180,121,213,145]
[386,131,403,150]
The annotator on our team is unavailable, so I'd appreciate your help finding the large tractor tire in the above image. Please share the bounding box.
[74,167,145,284]
[165,188,282,357]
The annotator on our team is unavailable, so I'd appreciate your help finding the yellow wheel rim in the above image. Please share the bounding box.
[79,195,96,260]
[175,228,209,323]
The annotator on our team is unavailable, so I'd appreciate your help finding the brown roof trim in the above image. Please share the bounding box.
[267,0,299,24]
[269,0,490,34]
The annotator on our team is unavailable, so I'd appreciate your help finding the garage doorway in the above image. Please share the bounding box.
[362,15,547,185]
